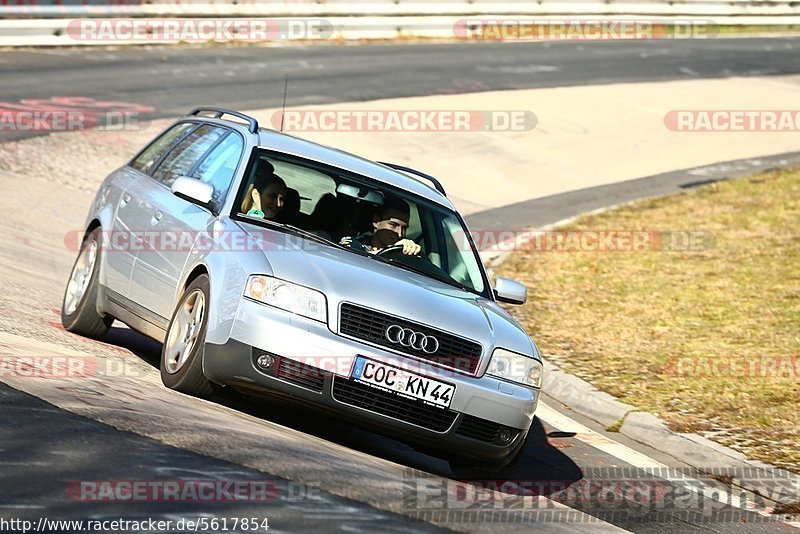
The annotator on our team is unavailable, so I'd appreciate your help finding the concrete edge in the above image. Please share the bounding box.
[541,359,635,429]
[483,155,800,507]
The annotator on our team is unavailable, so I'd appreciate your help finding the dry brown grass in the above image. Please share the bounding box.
[497,168,800,472]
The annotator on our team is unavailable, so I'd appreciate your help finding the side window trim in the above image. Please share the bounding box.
[430,209,447,271]
[229,146,266,218]
[187,129,232,177]
[127,120,202,176]
[148,122,230,192]
[189,129,246,212]
[455,210,491,299]
[146,122,205,178]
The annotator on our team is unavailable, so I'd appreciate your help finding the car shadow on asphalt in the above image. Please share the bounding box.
[103,324,162,366]
[103,324,585,505]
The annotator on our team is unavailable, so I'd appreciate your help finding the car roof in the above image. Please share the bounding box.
[255,128,455,210]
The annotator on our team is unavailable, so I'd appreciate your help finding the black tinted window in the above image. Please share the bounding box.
[192,132,244,204]
[234,151,487,295]
[152,124,226,188]
[130,122,194,174]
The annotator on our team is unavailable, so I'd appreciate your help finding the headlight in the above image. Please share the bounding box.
[487,348,543,388]
[244,275,327,322]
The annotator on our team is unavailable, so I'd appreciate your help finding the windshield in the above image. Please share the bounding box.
[232,149,488,296]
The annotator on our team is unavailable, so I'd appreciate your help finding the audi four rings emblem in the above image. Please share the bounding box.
[385,325,439,353]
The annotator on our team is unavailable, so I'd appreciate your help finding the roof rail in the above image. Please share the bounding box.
[378,162,447,197]
[189,107,259,134]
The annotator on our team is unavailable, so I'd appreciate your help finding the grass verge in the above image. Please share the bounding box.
[497,168,800,473]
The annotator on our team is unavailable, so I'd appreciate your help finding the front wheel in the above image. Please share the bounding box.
[160,274,213,397]
[61,227,114,338]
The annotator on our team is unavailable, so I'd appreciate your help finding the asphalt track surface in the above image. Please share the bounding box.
[1,37,799,142]
[1,40,798,532]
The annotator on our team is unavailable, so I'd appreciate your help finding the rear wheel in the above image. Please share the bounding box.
[160,274,213,397]
[61,227,114,338]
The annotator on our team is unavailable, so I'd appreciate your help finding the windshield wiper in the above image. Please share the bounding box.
[374,255,475,293]
[239,214,368,255]
[281,224,342,247]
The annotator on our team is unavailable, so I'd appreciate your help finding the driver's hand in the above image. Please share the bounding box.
[396,238,421,255]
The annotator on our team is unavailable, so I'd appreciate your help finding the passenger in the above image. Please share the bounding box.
[340,196,421,255]
[242,163,287,220]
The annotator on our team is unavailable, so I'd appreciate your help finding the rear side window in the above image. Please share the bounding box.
[192,132,244,204]
[151,124,226,188]
[129,122,194,174]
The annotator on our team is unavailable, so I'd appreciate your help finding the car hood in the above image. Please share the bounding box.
[238,222,536,359]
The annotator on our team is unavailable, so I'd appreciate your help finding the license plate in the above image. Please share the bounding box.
[351,356,455,409]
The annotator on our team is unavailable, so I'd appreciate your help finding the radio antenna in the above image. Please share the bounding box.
[280,74,289,132]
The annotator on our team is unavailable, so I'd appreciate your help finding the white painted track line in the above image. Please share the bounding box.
[537,401,800,528]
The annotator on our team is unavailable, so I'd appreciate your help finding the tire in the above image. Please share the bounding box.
[160,274,214,397]
[61,227,114,338]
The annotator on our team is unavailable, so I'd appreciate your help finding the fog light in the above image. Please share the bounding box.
[256,354,274,370]
[497,428,513,444]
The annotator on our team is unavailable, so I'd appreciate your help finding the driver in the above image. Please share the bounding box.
[340,196,421,255]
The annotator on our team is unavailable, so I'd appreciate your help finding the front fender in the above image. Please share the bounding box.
[179,219,276,345]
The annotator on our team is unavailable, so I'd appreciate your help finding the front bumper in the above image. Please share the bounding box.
[203,299,539,463]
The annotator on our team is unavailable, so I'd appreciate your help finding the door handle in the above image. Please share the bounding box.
[121,193,131,205]
[151,211,163,225]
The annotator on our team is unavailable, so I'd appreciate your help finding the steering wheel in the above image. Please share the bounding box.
[375,233,424,256]
[375,244,422,257]
[374,242,461,285]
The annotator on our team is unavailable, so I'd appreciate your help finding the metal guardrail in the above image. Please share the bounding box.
[2,15,798,47]
[3,0,800,18]
[0,2,798,47]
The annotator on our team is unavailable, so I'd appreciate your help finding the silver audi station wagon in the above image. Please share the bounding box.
[62,108,543,472]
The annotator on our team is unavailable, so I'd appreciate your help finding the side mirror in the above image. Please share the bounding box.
[494,277,527,305]
[172,176,214,210]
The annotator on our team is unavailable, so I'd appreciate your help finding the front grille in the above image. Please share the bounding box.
[455,414,519,444]
[274,357,325,392]
[339,303,482,374]
[332,377,457,432]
